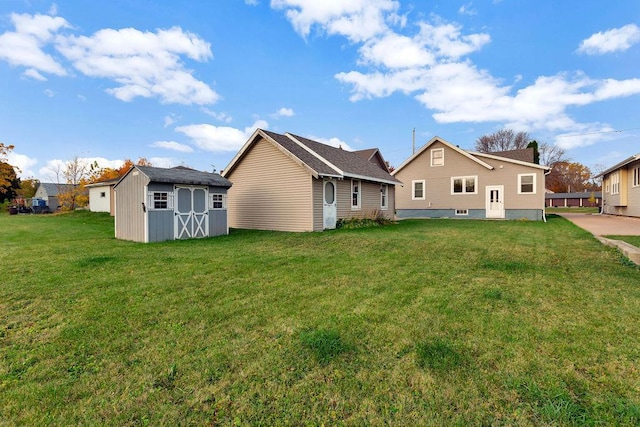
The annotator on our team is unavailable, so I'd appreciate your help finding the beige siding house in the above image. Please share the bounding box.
[596,153,640,217]
[222,129,400,232]
[392,137,549,220]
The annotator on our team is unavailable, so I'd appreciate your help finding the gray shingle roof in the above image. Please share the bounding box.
[545,191,602,199]
[287,133,401,184]
[489,148,535,163]
[37,182,77,197]
[134,166,232,187]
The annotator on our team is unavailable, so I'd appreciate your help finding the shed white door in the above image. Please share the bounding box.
[175,186,209,239]
[486,185,505,219]
[323,180,337,229]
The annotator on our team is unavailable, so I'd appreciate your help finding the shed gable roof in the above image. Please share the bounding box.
[223,129,400,185]
[37,182,77,197]
[115,165,232,189]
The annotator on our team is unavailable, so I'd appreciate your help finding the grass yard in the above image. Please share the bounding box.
[605,235,640,249]
[1,212,639,425]
[545,207,600,214]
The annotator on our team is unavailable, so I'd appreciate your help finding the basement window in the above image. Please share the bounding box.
[455,209,468,216]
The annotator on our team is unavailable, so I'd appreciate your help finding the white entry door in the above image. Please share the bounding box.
[323,180,337,229]
[175,186,209,239]
[486,185,505,219]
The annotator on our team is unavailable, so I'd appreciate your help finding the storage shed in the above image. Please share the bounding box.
[114,165,232,242]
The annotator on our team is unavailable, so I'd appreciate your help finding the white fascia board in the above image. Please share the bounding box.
[593,153,640,178]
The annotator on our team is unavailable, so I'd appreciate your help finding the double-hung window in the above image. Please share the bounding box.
[611,172,620,195]
[412,180,425,200]
[633,167,640,187]
[518,173,536,194]
[351,179,361,209]
[431,148,444,166]
[451,176,477,194]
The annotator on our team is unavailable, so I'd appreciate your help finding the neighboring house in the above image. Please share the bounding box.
[545,191,601,208]
[595,153,640,217]
[85,178,119,216]
[113,165,232,242]
[392,136,549,220]
[221,129,400,232]
[33,182,78,212]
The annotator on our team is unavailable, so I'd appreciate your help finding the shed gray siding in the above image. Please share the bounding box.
[115,170,148,242]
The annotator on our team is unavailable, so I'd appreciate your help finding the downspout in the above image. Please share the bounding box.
[543,168,551,223]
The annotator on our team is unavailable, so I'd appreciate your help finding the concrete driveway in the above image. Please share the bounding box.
[557,213,640,236]
[556,213,640,264]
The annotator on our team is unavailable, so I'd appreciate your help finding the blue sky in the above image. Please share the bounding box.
[1,0,639,181]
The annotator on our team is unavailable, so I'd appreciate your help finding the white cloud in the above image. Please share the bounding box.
[202,108,233,123]
[164,114,177,127]
[0,13,69,76]
[308,135,353,151]
[39,157,124,181]
[458,3,477,16]
[272,107,295,118]
[151,140,194,153]
[56,26,218,105]
[7,152,38,178]
[23,68,47,81]
[175,120,268,152]
[577,24,640,55]
[271,0,400,42]
[277,3,640,150]
[44,88,55,97]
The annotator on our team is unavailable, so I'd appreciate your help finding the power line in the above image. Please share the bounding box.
[555,127,640,138]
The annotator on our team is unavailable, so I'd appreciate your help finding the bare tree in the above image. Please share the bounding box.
[538,143,567,166]
[475,129,530,152]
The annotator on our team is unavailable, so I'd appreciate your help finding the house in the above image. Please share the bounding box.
[595,153,640,217]
[545,191,601,208]
[33,182,78,212]
[221,129,400,232]
[392,136,549,220]
[85,178,119,216]
[113,165,232,242]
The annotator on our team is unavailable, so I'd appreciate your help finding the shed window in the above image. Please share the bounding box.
[351,179,361,209]
[452,176,477,194]
[412,180,425,200]
[518,173,536,194]
[148,191,173,210]
[380,184,388,210]
[209,193,226,209]
[431,148,444,166]
[100,191,106,198]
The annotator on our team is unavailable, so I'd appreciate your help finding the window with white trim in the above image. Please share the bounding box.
[412,180,425,200]
[518,173,536,194]
[351,179,361,209]
[148,191,173,210]
[380,184,388,210]
[209,193,226,209]
[451,176,477,194]
[633,167,640,187]
[431,148,444,166]
[611,172,620,195]
[455,209,468,216]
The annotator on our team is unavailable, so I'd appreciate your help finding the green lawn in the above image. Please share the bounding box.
[1,212,639,425]
[546,206,600,214]
[605,235,640,249]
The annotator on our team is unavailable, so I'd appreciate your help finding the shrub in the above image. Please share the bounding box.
[336,210,393,229]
